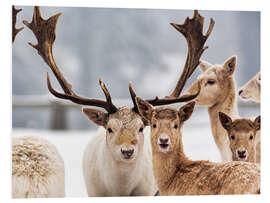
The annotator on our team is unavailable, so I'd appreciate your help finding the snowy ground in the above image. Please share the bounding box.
[12,119,220,197]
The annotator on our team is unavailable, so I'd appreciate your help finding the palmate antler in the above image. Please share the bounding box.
[130,10,214,111]
[23,6,118,114]
[12,6,24,43]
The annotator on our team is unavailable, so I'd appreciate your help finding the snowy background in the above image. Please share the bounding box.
[12,6,260,197]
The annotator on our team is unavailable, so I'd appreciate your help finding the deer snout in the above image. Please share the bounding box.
[237,149,247,159]
[238,89,243,96]
[159,138,169,144]
[121,148,134,159]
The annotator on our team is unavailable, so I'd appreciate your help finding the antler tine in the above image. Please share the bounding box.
[131,10,213,109]
[12,6,24,43]
[24,6,118,114]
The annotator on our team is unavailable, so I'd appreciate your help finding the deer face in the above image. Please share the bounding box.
[83,107,145,163]
[219,112,260,162]
[135,97,195,154]
[238,72,261,103]
[185,56,237,107]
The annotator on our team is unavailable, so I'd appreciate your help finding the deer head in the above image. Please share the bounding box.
[23,7,214,162]
[219,112,260,162]
[238,72,261,103]
[135,97,195,154]
[184,56,237,107]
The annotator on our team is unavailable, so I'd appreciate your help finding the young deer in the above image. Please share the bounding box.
[219,112,260,163]
[238,72,260,103]
[135,97,260,195]
[24,8,213,196]
[184,56,239,162]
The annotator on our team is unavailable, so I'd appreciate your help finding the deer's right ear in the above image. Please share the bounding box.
[199,60,212,72]
[82,108,108,127]
[218,112,233,131]
[135,97,153,121]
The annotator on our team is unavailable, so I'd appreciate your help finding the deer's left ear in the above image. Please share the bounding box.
[178,102,196,123]
[253,115,261,131]
[223,56,237,77]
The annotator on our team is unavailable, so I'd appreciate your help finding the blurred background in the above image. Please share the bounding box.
[12,6,260,131]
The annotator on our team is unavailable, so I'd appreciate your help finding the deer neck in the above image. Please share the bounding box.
[208,77,238,161]
[151,132,189,193]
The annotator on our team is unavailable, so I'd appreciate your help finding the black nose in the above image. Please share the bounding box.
[121,149,134,158]
[159,138,169,144]
[237,150,246,158]
[238,90,243,96]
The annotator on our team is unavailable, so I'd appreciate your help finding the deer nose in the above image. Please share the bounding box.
[238,90,243,96]
[159,138,169,144]
[237,150,247,158]
[121,148,134,159]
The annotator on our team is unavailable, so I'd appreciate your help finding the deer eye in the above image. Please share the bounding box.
[249,135,253,140]
[207,80,215,85]
[153,124,157,128]
[231,135,235,140]
[174,124,178,129]
[139,127,144,133]
[107,128,113,133]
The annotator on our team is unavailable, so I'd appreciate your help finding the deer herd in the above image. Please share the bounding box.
[12,6,261,198]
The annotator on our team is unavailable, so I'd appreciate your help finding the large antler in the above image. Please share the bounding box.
[130,10,214,110]
[12,6,24,43]
[23,6,118,114]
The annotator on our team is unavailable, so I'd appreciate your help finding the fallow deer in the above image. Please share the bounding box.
[184,56,240,162]
[12,136,65,198]
[219,112,260,163]
[238,72,260,103]
[23,7,213,196]
[135,97,260,195]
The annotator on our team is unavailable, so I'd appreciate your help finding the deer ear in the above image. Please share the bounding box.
[135,97,154,121]
[178,102,195,123]
[218,112,233,131]
[253,115,261,131]
[82,108,108,127]
[199,60,212,72]
[222,56,237,77]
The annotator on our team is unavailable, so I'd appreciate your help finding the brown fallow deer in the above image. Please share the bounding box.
[135,97,260,195]
[219,112,260,163]
[23,7,210,196]
[238,71,261,163]
[12,6,23,43]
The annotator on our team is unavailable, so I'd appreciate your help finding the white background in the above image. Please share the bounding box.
[2,0,270,203]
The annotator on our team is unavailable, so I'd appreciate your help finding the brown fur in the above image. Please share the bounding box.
[136,97,260,195]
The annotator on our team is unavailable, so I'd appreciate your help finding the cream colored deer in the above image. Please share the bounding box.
[184,56,239,162]
[135,97,260,195]
[24,7,212,197]
[239,72,260,103]
[12,136,65,198]
[219,112,260,163]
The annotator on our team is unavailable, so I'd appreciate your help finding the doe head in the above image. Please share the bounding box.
[185,56,237,107]
[219,112,260,162]
[83,107,145,163]
[135,97,195,154]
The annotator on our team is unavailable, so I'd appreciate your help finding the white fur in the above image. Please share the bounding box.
[82,127,157,196]
[12,136,65,198]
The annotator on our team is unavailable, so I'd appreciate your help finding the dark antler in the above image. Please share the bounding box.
[23,6,118,114]
[12,6,24,43]
[130,10,214,111]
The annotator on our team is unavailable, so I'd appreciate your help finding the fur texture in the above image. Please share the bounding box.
[12,136,65,198]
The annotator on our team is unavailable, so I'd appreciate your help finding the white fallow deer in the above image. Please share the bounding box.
[24,7,210,197]
[12,136,65,198]
[219,112,260,163]
[135,98,260,195]
[184,56,240,162]
[239,72,260,103]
